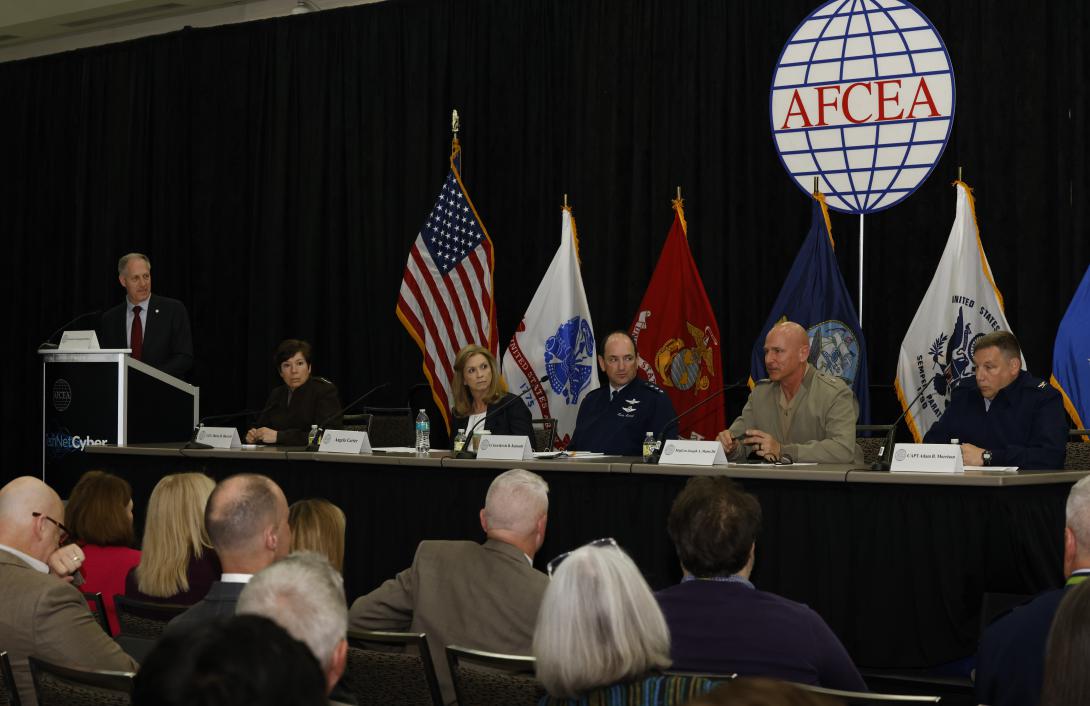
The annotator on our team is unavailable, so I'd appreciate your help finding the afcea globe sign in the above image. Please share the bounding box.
[770,0,955,214]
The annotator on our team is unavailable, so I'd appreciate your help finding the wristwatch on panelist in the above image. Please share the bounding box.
[981,450,992,466]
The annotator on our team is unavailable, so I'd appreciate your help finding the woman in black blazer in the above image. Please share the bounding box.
[450,344,534,446]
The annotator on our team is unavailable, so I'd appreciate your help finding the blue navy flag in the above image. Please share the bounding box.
[748,194,869,422]
[1052,263,1090,431]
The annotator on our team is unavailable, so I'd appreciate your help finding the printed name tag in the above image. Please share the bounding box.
[319,430,373,454]
[195,426,241,449]
[477,435,534,461]
[659,440,728,466]
[889,443,964,473]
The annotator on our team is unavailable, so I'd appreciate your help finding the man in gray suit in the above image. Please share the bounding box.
[0,477,137,706]
[717,321,863,464]
[164,473,291,638]
[349,468,550,705]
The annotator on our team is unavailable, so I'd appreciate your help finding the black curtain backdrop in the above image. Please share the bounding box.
[2,0,1088,481]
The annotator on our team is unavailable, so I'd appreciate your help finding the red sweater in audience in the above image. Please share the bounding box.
[80,544,142,635]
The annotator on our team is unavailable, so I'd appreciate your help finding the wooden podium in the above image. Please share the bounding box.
[40,349,198,478]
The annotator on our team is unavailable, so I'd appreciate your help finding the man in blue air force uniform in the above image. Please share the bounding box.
[569,331,678,455]
[924,331,1066,469]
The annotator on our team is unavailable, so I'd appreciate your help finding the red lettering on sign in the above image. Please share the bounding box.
[876,80,904,121]
[815,85,840,126]
[907,76,940,118]
[842,82,874,124]
[780,90,813,129]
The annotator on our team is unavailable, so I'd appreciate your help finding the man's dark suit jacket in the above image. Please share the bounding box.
[451,392,534,446]
[656,579,866,691]
[97,294,194,379]
[162,580,245,639]
[975,581,1082,706]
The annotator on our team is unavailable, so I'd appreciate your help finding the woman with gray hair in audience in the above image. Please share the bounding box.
[533,538,723,705]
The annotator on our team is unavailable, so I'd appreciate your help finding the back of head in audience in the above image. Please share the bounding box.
[668,476,762,577]
[688,677,844,706]
[205,473,291,573]
[533,540,670,697]
[64,470,134,547]
[480,468,549,558]
[136,472,216,597]
[133,614,327,706]
[289,499,346,573]
[237,551,348,695]
[1041,581,1090,706]
[0,476,67,563]
[1065,475,1090,577]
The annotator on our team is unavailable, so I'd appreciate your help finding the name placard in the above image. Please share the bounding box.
[477,435,534,461]
[890,443,964,473]
[659,439,728,466]
[318,430,373,455]
[195,426,241,449]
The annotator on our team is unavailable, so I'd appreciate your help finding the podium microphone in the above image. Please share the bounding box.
[646,380,741,465]
[454,376,548,459]
[871,363,960,471]
[305,382,390,451]
[38,310,102,350]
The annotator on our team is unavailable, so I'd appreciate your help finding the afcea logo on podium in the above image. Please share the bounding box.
[770,0,955,214]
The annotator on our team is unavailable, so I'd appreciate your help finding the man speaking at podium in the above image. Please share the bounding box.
[97,252,193,380]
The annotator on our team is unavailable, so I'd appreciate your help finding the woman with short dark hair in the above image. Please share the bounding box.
[246,339,343,445]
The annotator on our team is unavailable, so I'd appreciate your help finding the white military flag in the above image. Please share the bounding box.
[894,180,1019,441]
[502,205,598,450]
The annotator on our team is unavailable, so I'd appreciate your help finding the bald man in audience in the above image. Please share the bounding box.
[975,475,1090,706]
[0,476,137,706]
[164,473,292,638]
[717,321,863,464]
[349,468,550,704]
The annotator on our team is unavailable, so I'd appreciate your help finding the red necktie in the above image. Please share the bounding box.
[131,305,144,360]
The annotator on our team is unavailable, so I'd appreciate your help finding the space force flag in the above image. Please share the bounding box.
[396,138,497,433]
[895,181,1018,441]
[630,196,725,441]
[1052,264,1090,431]
[749,193,870,423]
[502,205,598,450]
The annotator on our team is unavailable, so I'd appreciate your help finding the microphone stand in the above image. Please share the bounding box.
[183,407,268,449]
[871,363,957,471]
[305,382,390,451]
[647,383,735,465]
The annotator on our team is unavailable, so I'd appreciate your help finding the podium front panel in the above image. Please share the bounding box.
[43,361,120,478]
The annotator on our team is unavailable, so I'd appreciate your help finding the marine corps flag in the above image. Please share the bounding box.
[749,194,870,423]
[629,196,724,441]
[895,181,1018,441]
[1051,263,1090,431]
[502,204,598,450]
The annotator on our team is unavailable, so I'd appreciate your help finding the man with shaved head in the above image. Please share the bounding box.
[163,473,291,638]
[717,321,863,464]
[349,468,550,704]
[0,476,137,705]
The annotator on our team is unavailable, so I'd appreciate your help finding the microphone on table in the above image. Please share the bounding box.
[182,402,276,449]
[454,376,548,459]
[38,310,102,350]
[870,362,962,471]
[305,382,390,451]
[646,379,742,465]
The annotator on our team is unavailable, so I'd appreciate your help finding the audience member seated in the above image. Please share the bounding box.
[534,538,721,705]
[238,551,353,704]
[246,338,343,446]
[289,498,346,573]
[126,472,220,604]
[349,468,550,704]
[1040,581,1090,706]
[656,476,866,690]
[132,614,327,706]
[450,344,533,445]
[976,475,1090,706]
[163,473,291,638]
[63,470,141,635]
[0,476,137,706]
[686,677,844,706]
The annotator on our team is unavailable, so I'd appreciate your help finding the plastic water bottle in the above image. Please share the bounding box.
[415,409,431,455]
[307,424,320,446]
[642,432,656,461]
[452,428,467,453]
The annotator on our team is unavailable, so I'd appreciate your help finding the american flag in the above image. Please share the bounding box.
[396,140,497,432]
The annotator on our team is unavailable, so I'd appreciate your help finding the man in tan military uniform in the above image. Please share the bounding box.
[717,321,863,464]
